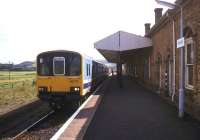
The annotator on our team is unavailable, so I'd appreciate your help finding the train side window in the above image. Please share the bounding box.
[94,63,96,75]
[93,64,95,75]
[86,64,87,76]
[89,64,90,76]
[88,64,89,76]
[86,64,88,76]
[95,64,97,74]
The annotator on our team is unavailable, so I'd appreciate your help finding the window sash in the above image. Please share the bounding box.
[185,37,194,65]
[185,65,194,89]
[185,37,194,89]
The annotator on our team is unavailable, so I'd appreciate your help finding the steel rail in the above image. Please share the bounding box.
[12,110,55,140]
[51,79,107,140]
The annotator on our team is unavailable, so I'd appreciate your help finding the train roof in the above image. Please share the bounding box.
[37,50,107,65]
[37,50,81,57]
[81,54,107,66]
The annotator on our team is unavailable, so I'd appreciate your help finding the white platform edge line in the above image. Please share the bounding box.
[50,83,104,140]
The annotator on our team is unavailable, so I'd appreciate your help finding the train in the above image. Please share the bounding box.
[36,50,108,109]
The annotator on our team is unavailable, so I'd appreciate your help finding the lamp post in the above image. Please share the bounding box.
[155,0,184,118]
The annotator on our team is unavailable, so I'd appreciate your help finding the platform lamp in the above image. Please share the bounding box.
[155,0,184,118]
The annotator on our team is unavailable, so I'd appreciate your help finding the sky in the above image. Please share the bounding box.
[0,0,176,64]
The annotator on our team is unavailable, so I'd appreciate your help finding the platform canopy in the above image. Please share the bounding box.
[94,31,152,63]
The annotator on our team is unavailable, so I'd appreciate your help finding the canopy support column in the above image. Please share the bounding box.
[117,63,123,88]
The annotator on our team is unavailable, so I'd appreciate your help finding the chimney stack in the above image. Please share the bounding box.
[145,23,151,36]
[154,8,163,24]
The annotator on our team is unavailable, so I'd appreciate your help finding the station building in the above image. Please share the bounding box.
[95,0,200,120]
[141,0,200,119]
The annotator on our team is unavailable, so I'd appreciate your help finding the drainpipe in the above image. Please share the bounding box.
[172,19,176,101]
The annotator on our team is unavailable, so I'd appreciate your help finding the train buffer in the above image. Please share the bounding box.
[51,76,200,140]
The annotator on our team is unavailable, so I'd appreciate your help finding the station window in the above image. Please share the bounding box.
[144,58,149,80]
[134,65,137,78]
[185,37,194,89]
[148,57,151,80]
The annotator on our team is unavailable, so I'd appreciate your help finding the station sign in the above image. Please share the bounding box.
[177,37,185,48]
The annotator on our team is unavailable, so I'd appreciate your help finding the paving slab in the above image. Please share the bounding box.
[84,76,200,140]
[58,95,101,140]
[52,79,110,140]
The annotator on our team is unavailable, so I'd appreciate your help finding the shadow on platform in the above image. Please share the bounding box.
[84,76,200,140]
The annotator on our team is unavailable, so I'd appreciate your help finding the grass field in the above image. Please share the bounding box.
[0,71,36,88]
[0,71,37,114]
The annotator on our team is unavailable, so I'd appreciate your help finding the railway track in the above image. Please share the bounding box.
[0,83,104,140]
[9,99,86,140]
[11,106,77,140]
[13,110,55,140]
[0,100,51,139]
[0,98,87,140]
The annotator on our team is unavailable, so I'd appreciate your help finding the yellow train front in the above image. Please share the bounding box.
[36,50,107,109]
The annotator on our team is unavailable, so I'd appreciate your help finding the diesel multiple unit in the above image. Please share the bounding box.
[36,50,107,109]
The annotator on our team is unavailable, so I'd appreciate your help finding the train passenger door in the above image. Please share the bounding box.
[51,57,67,91]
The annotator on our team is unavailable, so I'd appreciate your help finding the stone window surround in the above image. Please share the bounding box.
[185,37,194,90]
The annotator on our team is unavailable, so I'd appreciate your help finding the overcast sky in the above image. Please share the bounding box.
[0,0,175,64]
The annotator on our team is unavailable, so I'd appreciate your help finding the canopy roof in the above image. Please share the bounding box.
[94,31,152,63]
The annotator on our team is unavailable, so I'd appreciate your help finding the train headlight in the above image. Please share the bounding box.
[38,87,47,92]
[70,87,80,92]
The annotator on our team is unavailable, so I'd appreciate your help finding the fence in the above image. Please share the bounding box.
[0,80,36,89]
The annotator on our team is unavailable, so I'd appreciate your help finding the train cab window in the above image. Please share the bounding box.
[68,56,81,76]
[38,57,50,76]
[37,52,81,76]
[53,57,65,75]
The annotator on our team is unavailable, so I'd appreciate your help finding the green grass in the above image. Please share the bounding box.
[0,84,37,106]
[0,71,36,80]
[0,71,36,88]
[0,71,37,111]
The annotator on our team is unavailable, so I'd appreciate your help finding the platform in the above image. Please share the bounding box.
[53,76,200,140]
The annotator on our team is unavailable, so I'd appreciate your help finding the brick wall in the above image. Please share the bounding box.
[149,0,200,119]
[124,0,200,120]
[124,0,200,119]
